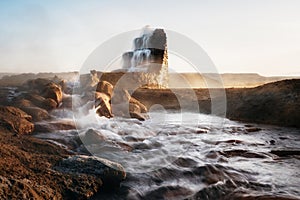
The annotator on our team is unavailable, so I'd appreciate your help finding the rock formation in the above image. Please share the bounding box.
[0,106,34,134]
[120,27,168,89]
[95,81,148,121]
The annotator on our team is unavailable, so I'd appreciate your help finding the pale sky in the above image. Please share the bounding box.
[0,0,300,76]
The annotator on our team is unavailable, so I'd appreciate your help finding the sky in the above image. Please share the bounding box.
[0,0,300,76]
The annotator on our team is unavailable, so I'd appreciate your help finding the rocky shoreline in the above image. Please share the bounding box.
[0,77,127,199]
[0,76,299,199]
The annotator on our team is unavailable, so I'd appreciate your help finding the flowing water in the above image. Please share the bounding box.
[2,86,299,199]
[47,105,300,199]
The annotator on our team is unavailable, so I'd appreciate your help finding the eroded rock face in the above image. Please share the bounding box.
[0,106,34,134]
[95,92,113,118]
[54,155,126,188]
[96,81,113,98]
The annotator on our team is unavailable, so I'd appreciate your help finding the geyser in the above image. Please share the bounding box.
[121,27,168,89]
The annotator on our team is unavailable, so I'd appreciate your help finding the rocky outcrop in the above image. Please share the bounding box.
[42,82,63,105]
[0,126,127,199]
[21,93,58,110]
[0,106,34,134]
[226,79,300,127]
[132,79,300,127]
[8,78,66,122]
[95,81,148,120]
[24,78,63,106]
[120,27,168,89]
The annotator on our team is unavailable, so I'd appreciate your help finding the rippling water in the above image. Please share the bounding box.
[37,106,300,200]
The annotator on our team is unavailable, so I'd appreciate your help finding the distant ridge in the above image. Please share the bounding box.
[0,72,299,88]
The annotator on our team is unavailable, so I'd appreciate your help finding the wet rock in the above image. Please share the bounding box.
[215,139,244,145]
[270,149,300,157]
[269,140,276,145]
[129,112,147,121]
[173,157,198,168]
[219,149,268,159]
[245,127,262,133]
[54,155,126,188]
[61,95,73,109]
[143,185,193,200]
[34,120,76,133]
[81,129,132,152]
[130,97,147,113]
[0,106,34,134]
[95,82,149,120]
[81,129,107,145]
[96,81,113,98]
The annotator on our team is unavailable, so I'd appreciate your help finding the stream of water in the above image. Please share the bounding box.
[43,106,300,199]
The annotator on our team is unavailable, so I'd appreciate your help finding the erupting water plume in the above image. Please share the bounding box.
[121,26,169,88]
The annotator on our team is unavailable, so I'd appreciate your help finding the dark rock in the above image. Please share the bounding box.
[245,127,262,133]
[269,140,276,145]
[270,149,300,157]
[219,149,268,159]
[54,155,126,188]
[0,106,34,134]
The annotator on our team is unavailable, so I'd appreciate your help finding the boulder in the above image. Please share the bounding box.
[21,93,57,110]
[34,120,76,133]
[81,129,107,145]
[130,97,147,113]
[53,155,126,188]
[14,99,35,108]
[111,89,148,120]
[96,81,113,98]
[95,92,113,118]
[42,82,63,105]
[129,112,147,121]
[24,78,63,106]
[0,106,34,134]
[20,106,51,122]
